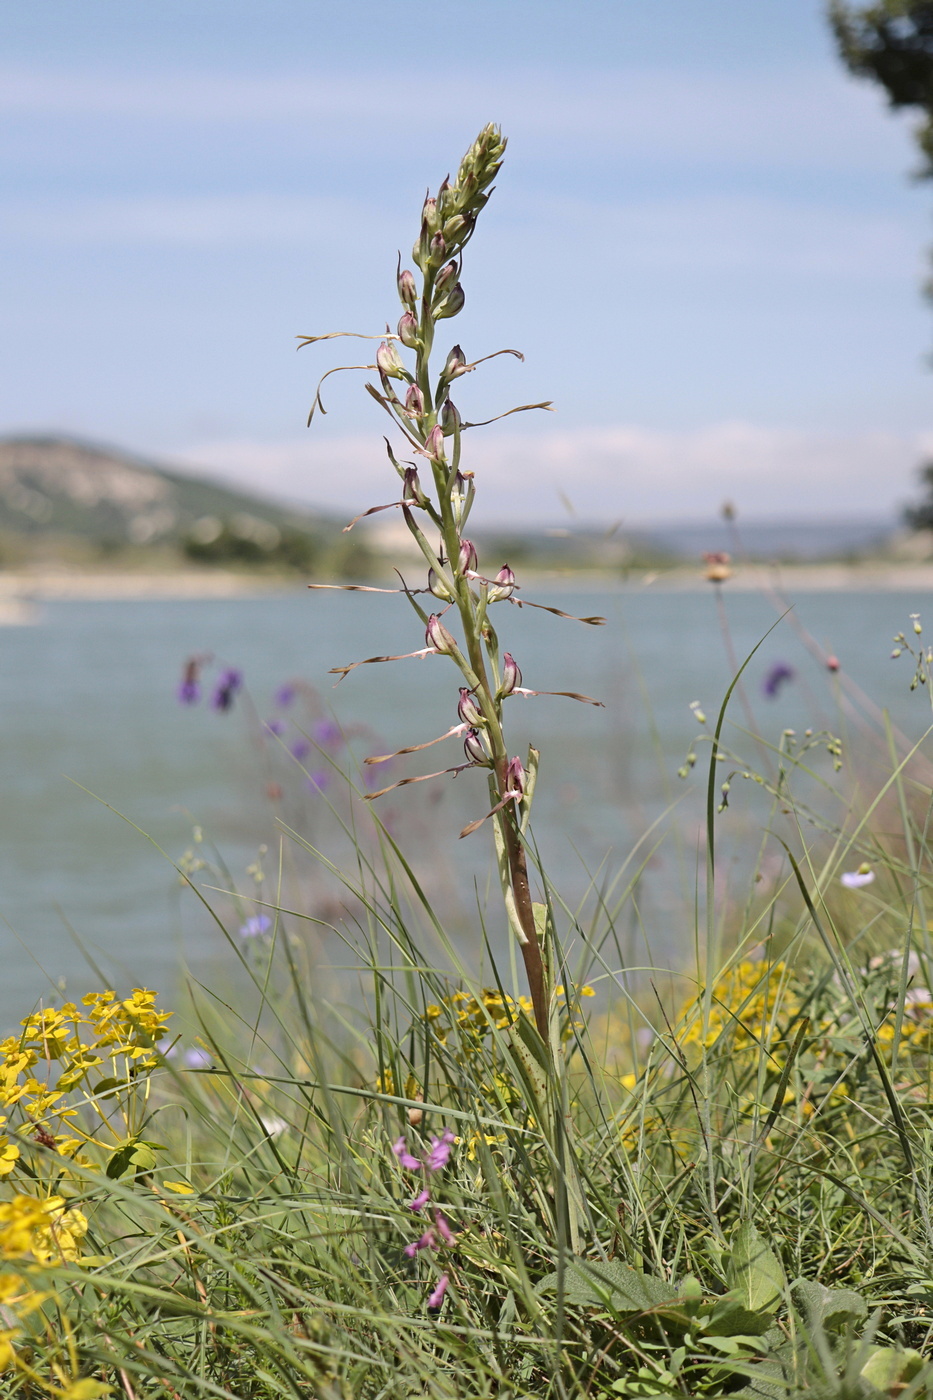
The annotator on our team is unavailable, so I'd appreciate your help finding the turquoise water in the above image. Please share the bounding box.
[0,583,929,1027]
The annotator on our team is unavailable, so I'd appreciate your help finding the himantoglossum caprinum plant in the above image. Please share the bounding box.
[301,125,605,1039]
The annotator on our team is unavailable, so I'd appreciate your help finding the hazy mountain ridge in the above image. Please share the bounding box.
[0,435,334,548]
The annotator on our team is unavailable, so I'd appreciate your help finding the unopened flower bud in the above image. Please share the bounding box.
[425,424,446,462]
[428,567,454,601]
[402,467,425,505]
[487,564,515,602]
[443,345,468,379]
[397,266,417,307]
[433,283,465,321]
[429,232,447,263]
[499,652,522,696]
[404,384,425,417]
[505,756,525,797]
[450,472,470,526]
[458,687,484,727]
[426,615,456,654]
[376,340,406,378]
[397,312,421,349]
[440,399,461,437]
[463,728,487,764]
[457,538,477,574]
[421,196,439,233]
[435,260,457,295]
[442,213,468,244]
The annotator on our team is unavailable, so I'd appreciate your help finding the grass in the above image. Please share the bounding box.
[5,653,933,1399]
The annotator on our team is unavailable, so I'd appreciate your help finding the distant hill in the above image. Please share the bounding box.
[0,435,353,571]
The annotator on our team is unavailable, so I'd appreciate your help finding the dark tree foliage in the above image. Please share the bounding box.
[830,1,933,173]
[829,5,933,528]
[903,460,933,528]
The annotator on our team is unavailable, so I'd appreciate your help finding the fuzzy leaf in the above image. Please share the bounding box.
[859,1345,925,1390]
[538,1258,686,1322]
[792,1277,868,1332]
[726,1224,784,1316]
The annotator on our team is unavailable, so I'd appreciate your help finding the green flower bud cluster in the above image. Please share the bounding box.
[412,122,506,273]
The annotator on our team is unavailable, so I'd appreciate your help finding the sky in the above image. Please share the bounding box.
[2,0,932,525]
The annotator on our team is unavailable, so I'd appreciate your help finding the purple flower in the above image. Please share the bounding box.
[239,915,272,939]
[290,738,311,762]
[425,1129,455,1173]
[762,662,795,699]
[427,1273,449,1310]
[433,1210,455,1245]
[212,669,243,713]
[265,718,286,736]
[177,658,201,705]
[311,719,343,749]
[183,1048,212,1070]
[392,1136,421,1172]
[408,1188,430,1212]
[404,1229,437,1258]
[306,769,331,793]
[275,684,296,707]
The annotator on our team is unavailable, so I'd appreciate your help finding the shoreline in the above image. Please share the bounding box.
[0,560,929,616]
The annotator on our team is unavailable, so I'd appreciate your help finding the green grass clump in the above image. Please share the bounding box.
[4,785,933,1400]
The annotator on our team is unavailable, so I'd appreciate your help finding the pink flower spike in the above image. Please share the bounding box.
[427,1273,449,1310]
[426,1128,456,1172]
[433,1210,455,1244]
[404,1229,437,1258]
[408,1188,431,1212]
[392,1136,421,1171]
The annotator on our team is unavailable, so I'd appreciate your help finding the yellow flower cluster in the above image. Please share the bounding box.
[0,1193,87,1266]
[677,960,798,1055]
[424,985,594,1045]
[0,990,171,1162]
[0,1192,89,1373]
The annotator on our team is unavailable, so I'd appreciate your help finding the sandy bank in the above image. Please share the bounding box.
[0,562,929,618]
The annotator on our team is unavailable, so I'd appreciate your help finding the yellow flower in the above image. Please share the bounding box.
[0,1194,86,1265]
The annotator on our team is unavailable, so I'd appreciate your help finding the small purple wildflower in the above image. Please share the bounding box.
[177,658,201,705]
[312,719,343,749]
[275,684,296,707]
[212,669,243,713]
[408,1188,430,1212]
[183,1048,212,1070]
[425,1129,455,1173]
[265,718,286,737]
[433,1210,455,1244]
[306,769,331,792]
[290,738,311,762]
[404,1229,437,1258]
[393,1136,421,1171]
[762,662,795,699]
[239,914,272,938]
[427,1273,449,1310]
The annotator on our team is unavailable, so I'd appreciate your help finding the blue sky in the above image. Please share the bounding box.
[2,0,931,523]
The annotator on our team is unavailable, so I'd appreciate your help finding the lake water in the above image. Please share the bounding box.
[1,581,930,1029]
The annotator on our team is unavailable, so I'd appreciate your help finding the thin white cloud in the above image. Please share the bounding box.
[172,422,927,524]
[0,63,916,174]
[0,193,359,245]
[2,187,919,282]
